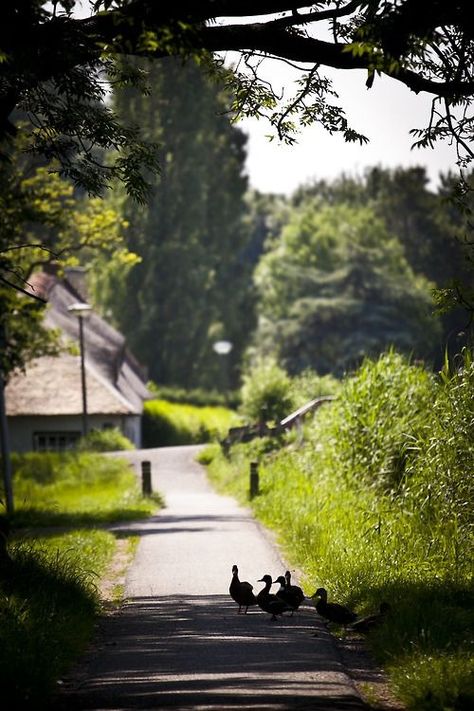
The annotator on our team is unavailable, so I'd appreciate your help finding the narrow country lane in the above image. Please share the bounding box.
[54,445,366,710]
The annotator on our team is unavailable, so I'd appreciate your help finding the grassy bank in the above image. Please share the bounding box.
[203,351,474,711]
[9,451,160,528]
[1,450,160,707]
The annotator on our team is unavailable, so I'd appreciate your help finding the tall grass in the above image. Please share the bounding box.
[205,351,474,710]
[0,449,159,706]
[0,530,115,707]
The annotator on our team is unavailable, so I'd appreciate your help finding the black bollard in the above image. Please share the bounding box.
[249,461,259,499]
[141,460,152,496]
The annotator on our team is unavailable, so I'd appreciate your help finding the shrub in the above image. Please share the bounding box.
[289,369,341,407]
[76,427,135,452]
[240,359,293,423]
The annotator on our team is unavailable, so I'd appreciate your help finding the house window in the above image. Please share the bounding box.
[33,431,81,452]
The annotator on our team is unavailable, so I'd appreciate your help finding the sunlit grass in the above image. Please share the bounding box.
[9,451,161,527]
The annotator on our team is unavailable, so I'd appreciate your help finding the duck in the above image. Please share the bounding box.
[273,574,304,614]
[310,587,357,626]
[285,570,305,609]
[257,574,293,620]
[350,602,391,633]
[229,564,257,614]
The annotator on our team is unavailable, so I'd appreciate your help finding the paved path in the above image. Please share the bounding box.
[56,445,366,710]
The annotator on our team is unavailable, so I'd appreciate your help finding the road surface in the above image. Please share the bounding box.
[55,445,366,710]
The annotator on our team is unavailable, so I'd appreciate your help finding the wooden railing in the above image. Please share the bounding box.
[221,395,335,450]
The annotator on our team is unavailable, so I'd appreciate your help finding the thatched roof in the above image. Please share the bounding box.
[6,355,138,416]
[6,269,151,417]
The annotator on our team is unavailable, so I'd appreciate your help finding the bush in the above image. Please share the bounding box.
[240,359,293,423]
[289,369,341,407]
[76,427,135,452]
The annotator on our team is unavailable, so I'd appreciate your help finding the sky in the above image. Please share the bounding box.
[236,64,460,196]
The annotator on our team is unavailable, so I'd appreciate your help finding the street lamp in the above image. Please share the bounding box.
[68,302,92,437]
[212,340,233,401]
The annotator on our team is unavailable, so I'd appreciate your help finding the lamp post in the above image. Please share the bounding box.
[68,302,92,437]
[212,340,233,402]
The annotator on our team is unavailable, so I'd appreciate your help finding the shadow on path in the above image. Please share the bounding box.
[54,595,366,710]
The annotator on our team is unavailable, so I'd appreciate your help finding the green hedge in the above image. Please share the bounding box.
[143,399,241,447]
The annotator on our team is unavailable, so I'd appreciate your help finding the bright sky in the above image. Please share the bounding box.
[237,65,460,196]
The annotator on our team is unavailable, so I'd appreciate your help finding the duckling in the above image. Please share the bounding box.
[310,587,357,626]
[273,575,303,614]
[285,570,305,609]
[257,574,293,620]
[350,602,391,633]
[229,564,257,614]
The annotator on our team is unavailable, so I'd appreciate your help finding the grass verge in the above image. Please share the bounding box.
[202,352,474,711]
[1,450,161,707]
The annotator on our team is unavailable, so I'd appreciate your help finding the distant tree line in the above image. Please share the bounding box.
[248,168,472,375]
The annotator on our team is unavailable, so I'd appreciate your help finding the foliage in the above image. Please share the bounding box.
[76,427,135,452]
[240,359,293,424]
[105,57,253,390]
[7,451,159,527]
[289,369,341,407]
[143,399,241,447]
[0,287,60,379]
[205,349,474,710]
[0,135,130,378]
[252,200,440,375]
[1,2,473,201]
[0,530,115,707]
[292,167,474,358]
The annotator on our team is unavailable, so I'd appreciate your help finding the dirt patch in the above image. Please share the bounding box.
[99,536,136,605]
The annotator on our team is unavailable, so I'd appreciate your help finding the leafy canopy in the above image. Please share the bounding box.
[1,1,473,200]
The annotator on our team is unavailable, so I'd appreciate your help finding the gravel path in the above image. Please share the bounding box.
[55,445,367,710]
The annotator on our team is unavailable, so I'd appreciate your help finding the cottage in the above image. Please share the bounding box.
[5,267,150,452]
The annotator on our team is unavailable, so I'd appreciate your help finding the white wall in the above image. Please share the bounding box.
[7,414,142,453]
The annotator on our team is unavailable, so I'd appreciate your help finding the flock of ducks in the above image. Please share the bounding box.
[229,565,391,632]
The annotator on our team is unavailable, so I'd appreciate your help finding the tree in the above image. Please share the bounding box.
[0,138,128,379]
[294,166,474,354]
[1,1,473,201]
[252,201,441,375]
[101,58,253,390]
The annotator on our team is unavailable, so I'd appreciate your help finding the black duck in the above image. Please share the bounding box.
[257,574,293,620]
[285,570,305,609]
[273,574,303,614]
[350,602,391,633]
[229,564,257,614]
[310,587,357,626]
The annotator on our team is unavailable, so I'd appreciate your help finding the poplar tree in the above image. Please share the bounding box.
[109,58,253,389]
